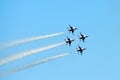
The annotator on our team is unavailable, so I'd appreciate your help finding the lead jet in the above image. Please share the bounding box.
[67,25,77,34]
[76,45,86,55]
[65,37,75,46]
[78,32,88,42]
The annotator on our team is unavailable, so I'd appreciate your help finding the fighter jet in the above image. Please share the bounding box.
[67,25,77,34]
[65,37,75,46]
[76,45,86,55]
[78,32,88,42]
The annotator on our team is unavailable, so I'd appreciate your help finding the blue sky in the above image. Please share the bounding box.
[0,0,120,80]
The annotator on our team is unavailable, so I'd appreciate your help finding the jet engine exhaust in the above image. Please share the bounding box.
[0,53,69,77]
[0,32,64,50]
[0,42,65,66]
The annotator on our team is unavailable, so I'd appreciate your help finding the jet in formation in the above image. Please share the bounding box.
[65,37,75,46]
[67,25,77,34]
[76,45,86,55]
[78,32,88,42]
[66,25,88,55]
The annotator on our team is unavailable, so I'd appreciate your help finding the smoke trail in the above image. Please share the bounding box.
[0,42,65,66]
[0,53,69,77]
[0,32,64,50]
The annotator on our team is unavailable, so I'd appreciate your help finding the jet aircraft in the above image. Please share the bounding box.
[76,45,86,55]
[67,25,77,34]
[65,37,75,46]
[78,32,88,42]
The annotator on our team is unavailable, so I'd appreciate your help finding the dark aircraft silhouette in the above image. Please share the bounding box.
[65,37,75,46]
[67,25,77,34]
[78,32,88,42]
[76,45,86,55]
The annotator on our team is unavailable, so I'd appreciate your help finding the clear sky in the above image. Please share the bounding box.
[0,0,120,80]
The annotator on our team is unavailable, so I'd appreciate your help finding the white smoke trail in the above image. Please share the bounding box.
[0,42,65,66]
[0,32,64,50]
[0,53,69,77]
